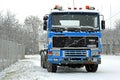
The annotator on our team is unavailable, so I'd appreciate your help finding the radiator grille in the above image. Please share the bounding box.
[53,36,98,48]
[64,50,87,57]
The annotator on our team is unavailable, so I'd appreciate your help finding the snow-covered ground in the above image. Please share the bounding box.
[0,55,120,80]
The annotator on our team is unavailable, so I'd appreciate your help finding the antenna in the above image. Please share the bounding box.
[110,4,111,29]
[73,0,75,8]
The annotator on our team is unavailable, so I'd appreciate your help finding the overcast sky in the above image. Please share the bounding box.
[0,0,120,28]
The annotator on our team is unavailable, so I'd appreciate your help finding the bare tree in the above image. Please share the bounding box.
[114,19,120,44]
[24,15,42,54]
[115,19,120,29]
[0,11,29,45]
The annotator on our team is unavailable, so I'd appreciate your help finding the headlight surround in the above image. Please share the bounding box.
[49,38,52,43]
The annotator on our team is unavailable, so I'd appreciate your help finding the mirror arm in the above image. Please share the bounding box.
[100,15,104,20]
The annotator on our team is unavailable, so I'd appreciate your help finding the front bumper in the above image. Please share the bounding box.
[60,57,101,65]
[48,56,101,65]
[48,49,101,65]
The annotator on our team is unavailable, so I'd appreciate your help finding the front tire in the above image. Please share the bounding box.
[85,64,98,72]
[41,51,46,68]
[47,62,57,73]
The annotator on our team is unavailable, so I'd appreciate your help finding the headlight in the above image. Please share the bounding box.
[92,52,98,55]
[52,51,60,56]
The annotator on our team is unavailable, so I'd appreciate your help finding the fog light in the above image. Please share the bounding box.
[53,58,58,61]
[93,58,98,62]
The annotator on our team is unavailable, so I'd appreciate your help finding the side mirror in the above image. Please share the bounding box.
[43,15,48,30]
[43,20,47,30]
[101,20,105,30]
[43,16,48,20]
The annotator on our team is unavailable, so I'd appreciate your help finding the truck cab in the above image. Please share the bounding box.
[40,5,105,73]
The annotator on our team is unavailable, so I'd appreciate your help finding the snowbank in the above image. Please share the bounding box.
[0,55,120,80]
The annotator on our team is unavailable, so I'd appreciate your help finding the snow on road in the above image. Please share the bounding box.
[0,55,120,80]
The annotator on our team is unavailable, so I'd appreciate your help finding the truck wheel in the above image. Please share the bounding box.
[47,62,57,73]
[85,64,98,72]
[41,51,46,68]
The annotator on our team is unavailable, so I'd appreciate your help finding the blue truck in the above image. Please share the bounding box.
[40,5,105,73]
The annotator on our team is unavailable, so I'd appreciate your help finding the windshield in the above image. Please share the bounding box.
[51,12,99,31]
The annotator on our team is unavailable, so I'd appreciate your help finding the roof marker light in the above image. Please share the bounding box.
[79,7,82,10]
[86,5,90,9]
[54,5,59,9]
[74,7,77,10]
[68,7,71,10]
[54,5,62,10]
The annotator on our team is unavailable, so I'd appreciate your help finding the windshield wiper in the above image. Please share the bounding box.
[80,26,95,32]
[67,27,81,32]
[51,27,66,32]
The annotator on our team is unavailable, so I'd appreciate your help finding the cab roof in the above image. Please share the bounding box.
[50,9,100,14]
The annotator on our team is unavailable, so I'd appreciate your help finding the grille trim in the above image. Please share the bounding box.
[63,50,87,57]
